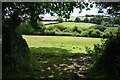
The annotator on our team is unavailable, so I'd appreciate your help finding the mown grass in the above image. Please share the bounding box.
[23,35,101,53]
[45,22,97,28]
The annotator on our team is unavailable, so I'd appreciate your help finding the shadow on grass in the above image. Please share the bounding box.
[30,47,73,57]
[25,47,89,79]
[2,47,105,80]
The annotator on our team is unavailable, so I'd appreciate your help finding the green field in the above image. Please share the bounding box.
[23,35,101,53]
[45,22,97,28]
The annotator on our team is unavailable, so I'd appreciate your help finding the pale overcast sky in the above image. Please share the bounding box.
[42,4,106,17]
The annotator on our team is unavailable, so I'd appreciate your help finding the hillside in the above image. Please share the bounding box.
[45,22,97,28]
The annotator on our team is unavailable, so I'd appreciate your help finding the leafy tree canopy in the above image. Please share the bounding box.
[2,2,94,28]
[95,2,120,16]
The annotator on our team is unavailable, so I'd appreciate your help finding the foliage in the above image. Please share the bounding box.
[95,37,120,79]
[15,22,46,35]
[15,22,34,35]
[85,40,105,65]
[33,22,46,35]
[101,21,112,27]
[85,14,95,17]
[102,27,118,38]
[90,30,102,37]
[89,25,106,32]
[74,17,81,22]
[96,2,120,15]
[56,17,64,23]
[84,17,89,23]
[90,17,96,23]
[76,27,83,34]
[3,2,120,79]
[45,22,117,38]
[54,24,66,31]
[81,31,89,37]
[93,15,103,24]
[44,29,56,35]
[113,16,120,25]
[63,27,72,32]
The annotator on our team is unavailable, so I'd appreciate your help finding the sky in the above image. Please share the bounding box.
[41,4,107,17]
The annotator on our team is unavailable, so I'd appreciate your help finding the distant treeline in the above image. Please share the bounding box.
[43,15,120,27]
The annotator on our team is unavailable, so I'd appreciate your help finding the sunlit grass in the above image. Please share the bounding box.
[23,35,101,53]
[45,22,97,28]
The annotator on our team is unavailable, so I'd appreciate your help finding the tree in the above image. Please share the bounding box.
[85,14,95,17]
[96,2,120,16]
[3,2,91,72]
[3,2,119,79]
[84,17,89,23]
[56,17,64,23]
[74,17,81,22]
[92,2,120,80]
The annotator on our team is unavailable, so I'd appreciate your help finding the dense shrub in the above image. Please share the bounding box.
[89,15,104,24]
[56,17,64,23]
[74,17,81,22]
[96,37,120,79]
[101,21,113,27]
[90,30,102,37]
[105,27,118,33]
[77,27,83,34]
[87,29,95,36]
[44,26,60,35]
[81,31,89,37]
[80,29,102,37]
[90,17,96,23]
[36,22,46,34]
[84,17,89,23]
[89,25,106,32]
[113,17,120,25]
[46,26,55,30]
[44,29,56,35]
[54,25,66,31]
[63,27,72,32]
[15,22,34,35]
[102,32,113,38]
[43,22,117,38]
[85,42,105,65]
[72,26,78,32]
[102,28,117,38]
[86,37,120,79]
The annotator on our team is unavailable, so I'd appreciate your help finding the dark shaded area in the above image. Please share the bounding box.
[97,38,120,80]
[2,26,30,72]
[3,47,89,79]
[29,47,89,79]
[86,37,120,80]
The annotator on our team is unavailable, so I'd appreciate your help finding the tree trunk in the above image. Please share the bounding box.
[2,25,30,71]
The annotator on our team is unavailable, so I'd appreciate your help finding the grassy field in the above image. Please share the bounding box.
[5,35,102,79]
[45,22,97,28]
[23,35,101,53]
[22,35,102,78]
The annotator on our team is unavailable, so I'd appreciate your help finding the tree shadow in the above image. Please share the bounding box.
[26,47,88,79]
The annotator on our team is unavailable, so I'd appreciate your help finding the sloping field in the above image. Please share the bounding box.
[45,22,97,28]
